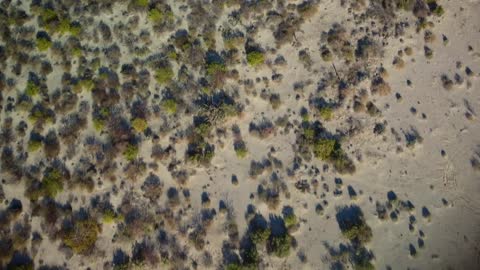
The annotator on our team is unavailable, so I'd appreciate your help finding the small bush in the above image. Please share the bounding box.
[36,36,52,51]
[42,168,63,198]
[148,9,163,22]
[319,107,333,121]
[342,223,372,244]
[63,219,100,254]
[134,0,149,8]
[27,139,42,152]
[284,213,297,229]
[268,234,291,258]
[162,99,177,114]
[206,62,226,76]
[247,51,264,67]
[313,139,336,160]
[124,144,139,161]
[155,66,174,84]
[234,141,248,158]
[25,81,40,97]
[132,118,148,133]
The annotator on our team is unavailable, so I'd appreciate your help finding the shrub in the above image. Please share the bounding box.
[313,139,336,160]
[206,62,226,75]
[124,144,139,161]
[186,142,215,165]
[69,22,82,37]
[336,205,372,244]
[25,81,40,96]
[321,46,333,61]
[148,9,163,22]
[241,244,260,268]
[58,19,71,35]
[93,118,105,132]
[342,223,372,244]
[132,118,148,133]
[284,213,297,228]
[63,219,100,254]
[155,66,174,84]
[247,51,264,67]
[250,225,271,244]
[234,141,248,158]
[36,36,52,51]
[134,0,149,8]
[162,99,177,114]
[319,107,333,121]
[268,234,291,258]
[27,140,42,152]
[42,169,63,198]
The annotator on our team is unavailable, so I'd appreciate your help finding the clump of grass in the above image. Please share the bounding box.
[132,118,148,133]
[247,51,265,67]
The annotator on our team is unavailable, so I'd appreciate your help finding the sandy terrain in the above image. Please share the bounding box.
[0,0,479,269]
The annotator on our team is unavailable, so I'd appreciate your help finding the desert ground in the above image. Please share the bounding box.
[0,0,479,269]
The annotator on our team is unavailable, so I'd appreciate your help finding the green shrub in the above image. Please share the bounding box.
[155,66,174,84]
[246,51,264,67]
[194,122,212,137]
[132,118,148,133]
[162,99,177,114]
[69,23,82,37]
[432,5,444,16]
[124,144,139,161]
[235,144,248,158]
[74,79,94,92]
[134,0,149,7]
[25,81,40,96]
[313,139,336,160]
[102,209,122,223]
[320,107,333,121]
[284,213,297,228]
[63,219,100,254]
[28,140,42,152]
[148,9,163,22]
[268,234,291,258]
[250,226,270,244]
[58,19,71,34]
[206,62,227,75]
[42,169,63,198]
[93,118,105,132]
[41,8,58,23]
[36,37,52,51]
[303,127,315,141]
[241,244,260,268]
[342,223,372,244]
